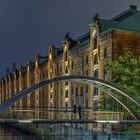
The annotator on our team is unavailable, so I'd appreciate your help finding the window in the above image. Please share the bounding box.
[65,66,68,73]
[104,68,106,80]
[71,85,74,95]
[60,65,62,72]
[94,54,98,64]
[71,61,74,69]
[94,33,97,49]
[80,86,83,96]
[52,66,53,74]
[78,71,80,75]
[65,81,68,85]
[65,90,68,98]
[86,100,88,108]
[85,85,88,93]
[57,63,59,75]
[65,51,68,61]
[86,70,88,76]
[94,100,98,111]
[94,69,98,78]
[76,87,78,97]
[86,55,88,64]
[104,48,107,58]
[55,68,56,75]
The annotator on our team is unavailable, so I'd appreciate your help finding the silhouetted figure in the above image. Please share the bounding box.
[73,104,77,119]
[78,104,82,119]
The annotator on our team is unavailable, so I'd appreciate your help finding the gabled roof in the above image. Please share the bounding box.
[111,5,137,22]
[99,19,118,33]
[114,10,140,33]
[78,31,90,45]
[89,5,140,34]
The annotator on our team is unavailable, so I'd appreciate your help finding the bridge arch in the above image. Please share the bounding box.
[0,76,139,120]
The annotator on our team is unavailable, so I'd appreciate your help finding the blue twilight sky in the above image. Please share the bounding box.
[0,0,140,77]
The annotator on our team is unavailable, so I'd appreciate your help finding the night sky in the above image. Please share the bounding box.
[0,0,140,77]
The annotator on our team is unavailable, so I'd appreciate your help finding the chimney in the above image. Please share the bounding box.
[130,5,137,12]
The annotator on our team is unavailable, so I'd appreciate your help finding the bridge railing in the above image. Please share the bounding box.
[0,109,124,121]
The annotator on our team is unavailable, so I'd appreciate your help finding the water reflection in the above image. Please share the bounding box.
[0,108,140,140]
[0,123,139,140]
[0,125,42,140]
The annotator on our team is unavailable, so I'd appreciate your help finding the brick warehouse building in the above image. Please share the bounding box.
[0,5,140,116]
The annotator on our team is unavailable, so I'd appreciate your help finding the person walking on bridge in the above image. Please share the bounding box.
[73,104,77,119]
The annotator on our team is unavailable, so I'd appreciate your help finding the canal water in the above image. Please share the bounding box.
[0,109,140,140]
[0,123,140,140]
[0,124,42,140]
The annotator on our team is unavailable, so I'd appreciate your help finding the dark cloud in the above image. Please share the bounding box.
[0,0,140,77]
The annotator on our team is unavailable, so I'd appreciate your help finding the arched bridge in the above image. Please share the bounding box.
[0,76,140,120]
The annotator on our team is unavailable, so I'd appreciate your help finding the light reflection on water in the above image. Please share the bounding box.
[0,109,140,140]
[0,124,139,140]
